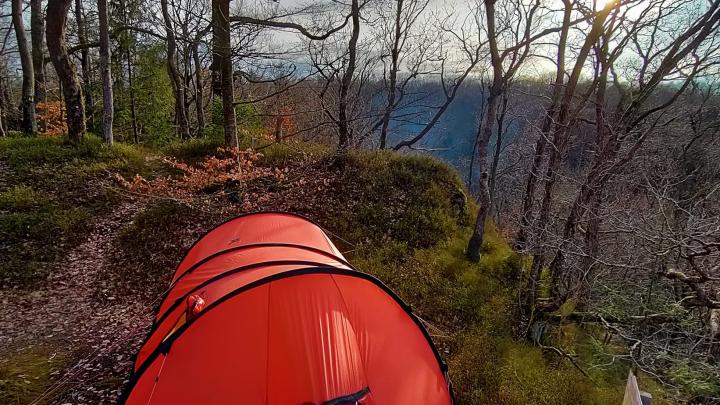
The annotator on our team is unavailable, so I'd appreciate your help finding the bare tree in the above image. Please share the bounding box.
[0,27,10,136]
[12,0,37,133]
[47,0,86,141]
[74,0,93,127]
[388,6,487,151]
[98,0,112,144]
[212,0,236,146]
[522,0,621,299]
[488,90,510,208]
[372,0,432,149]
[191,30,207,134]
[467,0,566,261]
[161,0,191,140]
[30,0,45,104]
[118,0,139,142]
[336,0,361,148]
[514,0,573,251]
[544,0,720,310]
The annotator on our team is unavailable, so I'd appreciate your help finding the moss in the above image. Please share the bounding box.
[0,347,67,405]
[162,136,224,163]
[345,202,674,404]
[0,135,153,288]
[318,151,471,250]
[257,142,331,167]
[0,189,91,288]
[449,329,504,402]
[498,343,595,404]
[667,360,720,399]
[0,211,91,287]
[353,238,483,331]
[0,135,149,177]
[0,186,46,211]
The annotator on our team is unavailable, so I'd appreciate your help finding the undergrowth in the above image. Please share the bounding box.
[0,135,153,288]
[355,226,672,404]
[316,150,472,249]
[121,140,675,403]
[1,135,679,403]
[0,347,66,404]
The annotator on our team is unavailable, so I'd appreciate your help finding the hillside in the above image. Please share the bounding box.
[0,134,673,404]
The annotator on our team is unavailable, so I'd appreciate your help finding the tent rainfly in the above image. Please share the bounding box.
[121,212,453,404]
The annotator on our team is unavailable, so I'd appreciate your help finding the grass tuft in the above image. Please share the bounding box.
[0,347,67,405]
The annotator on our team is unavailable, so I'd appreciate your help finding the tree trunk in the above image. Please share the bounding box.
[515,134,547,250]
[161,0,191,140]
[126,48,139,143]
[546,31,615,308]
[529,7,612,281]
[275,114,284,142]
[378,0,403,149]
[212,0,237,146]
[545,134,619,308]
[98,0,113,144]
[210,3,222,99]
[580,192,602,282]
[30,0,46,104]
[192,40,205,134]
[0,74,7,136]
[577,51,610,300]
[467,82,486,187]
[118,0,139,142]
[515,0,572,251]
[489,93,509,212]
[12,0,37,134]
[74,0,93,128]
[337,0,360,149]
[467,0,501,263]
[467,87,501,262]
[0,107,5,137]
[183,50,192,131]
[710,308,720,361]
[47,0,86,141]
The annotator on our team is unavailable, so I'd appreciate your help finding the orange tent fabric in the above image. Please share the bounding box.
[122,212,453,405]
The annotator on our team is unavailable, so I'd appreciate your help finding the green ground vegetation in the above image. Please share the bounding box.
[0,135,155,289]
[0,134,677,403]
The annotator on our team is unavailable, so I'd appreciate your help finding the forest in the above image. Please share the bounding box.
[1,0,720,403]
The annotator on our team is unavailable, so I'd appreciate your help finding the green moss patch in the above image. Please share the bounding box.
[0,135,154,289]
[0,186,91,288]
[315,151,471,250]
[161,136,224,163]
[0,347,67,405]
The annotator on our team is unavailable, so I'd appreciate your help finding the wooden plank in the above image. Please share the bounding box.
[623,370,643,405]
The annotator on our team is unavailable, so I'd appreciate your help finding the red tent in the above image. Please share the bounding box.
[122,212,453,404]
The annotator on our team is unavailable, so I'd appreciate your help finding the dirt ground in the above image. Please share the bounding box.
[0,199,154,404]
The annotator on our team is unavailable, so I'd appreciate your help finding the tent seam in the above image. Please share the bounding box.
[265,282,272,405]
[328,273,371,394]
